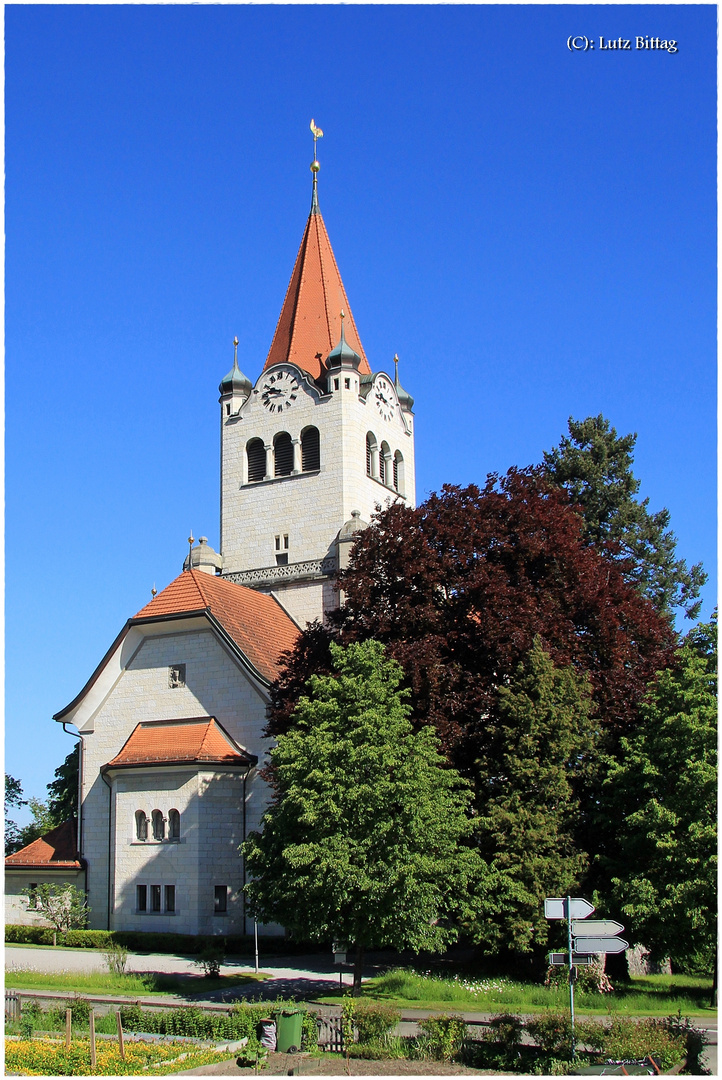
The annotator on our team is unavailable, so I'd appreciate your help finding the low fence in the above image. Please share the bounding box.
[316,1014,343,1052]
[5,990,21,1022]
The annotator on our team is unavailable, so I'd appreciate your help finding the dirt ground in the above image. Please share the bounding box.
[180,1051,511,1075]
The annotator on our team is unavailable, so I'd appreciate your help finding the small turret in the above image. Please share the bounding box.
[184,536,223,575]
[219,337,252,415]
[326,312,362,394]
[394,354,414,412]
[337,510,368,570]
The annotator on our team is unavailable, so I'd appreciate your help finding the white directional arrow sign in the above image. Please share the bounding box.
[544,897,595,920]
[573,936,629,954]
[571,919,624,937]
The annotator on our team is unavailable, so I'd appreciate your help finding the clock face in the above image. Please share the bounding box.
[373,377,396,423]
[261,369,300,412]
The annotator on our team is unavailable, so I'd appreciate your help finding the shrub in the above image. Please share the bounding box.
[19,1017,34,1039]
[354,1002,400,1045]
[193,940,226,978]
[575,1016,686,1071]
[545,958,614,994]
[63,995,92,1026]
[118,1001,269,1049]
[103,941,128,974]
[487,1012,523,1049]
[301,1010,319,1052]
[417,1014,467,1061]
[526,1012,572,1057]
[349,1038,406,1060]
[661,1012,707,1073]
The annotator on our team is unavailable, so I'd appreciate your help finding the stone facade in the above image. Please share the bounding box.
[220,365,415,624]
[75,626,276,934]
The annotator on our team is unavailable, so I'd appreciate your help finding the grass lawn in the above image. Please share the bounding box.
[320,968,714,1017]
[5,969,271,997]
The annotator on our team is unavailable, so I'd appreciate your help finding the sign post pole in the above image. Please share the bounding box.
[565,896,576,1060]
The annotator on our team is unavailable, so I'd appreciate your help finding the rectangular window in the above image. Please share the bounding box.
[151,885,162,913]
[283,534,289,549]
[344,378,350,389]
[275,553,288,566]
[334,378,339,390]
[275,535,281,551]
[165,885,176,913]
[214,885,228,914]
[137,885,147,912]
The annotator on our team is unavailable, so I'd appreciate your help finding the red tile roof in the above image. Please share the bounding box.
[5,819,83,869]
[264,206,371,382]
[133,569,299,684]
[103,718,255,770]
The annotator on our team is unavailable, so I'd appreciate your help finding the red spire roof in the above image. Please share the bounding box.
[133,569,299,684]
[264,206,371,382]
[6,820,83,869]
[103,718,255,770]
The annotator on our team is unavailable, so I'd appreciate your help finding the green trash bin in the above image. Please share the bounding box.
[276,1007,305,1053]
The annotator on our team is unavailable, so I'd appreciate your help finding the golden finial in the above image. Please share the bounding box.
[310,118,323,173]
[151,583,157,600]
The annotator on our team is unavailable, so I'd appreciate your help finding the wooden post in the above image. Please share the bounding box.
[89,1010,97,1069]
[116,1010,125,1061]
[65,1009,72,1048]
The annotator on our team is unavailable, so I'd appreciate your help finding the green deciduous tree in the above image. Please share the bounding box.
[5,774,27,855]
[603,616,717,971]
[244,640,488,992]
[17,798,59,851]
[471,639,600,956]
[47,744,79,824]
[24,883,90,936]
[543,415,706,620]
[5,746,80,855]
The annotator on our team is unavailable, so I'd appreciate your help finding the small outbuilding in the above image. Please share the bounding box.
[5,819,86,926]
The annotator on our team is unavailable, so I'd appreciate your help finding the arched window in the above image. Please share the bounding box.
[380,441,391,486]
[151,810,165,841]
[366,433,376,478]
[168,809,180,840]
[135,810,148,842]
[246,438,265,483]
[301,427,320,472]
[274,432,293,477]
[393,451,404,495]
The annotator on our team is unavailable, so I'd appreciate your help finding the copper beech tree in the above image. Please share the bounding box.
[271,470,675,761]
[267,471,677,952]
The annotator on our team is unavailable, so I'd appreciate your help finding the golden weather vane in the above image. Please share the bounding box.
[310,119,323,175]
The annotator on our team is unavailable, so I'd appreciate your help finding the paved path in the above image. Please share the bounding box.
[5,946,358,993]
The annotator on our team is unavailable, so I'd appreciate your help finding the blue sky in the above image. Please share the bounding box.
[6,4,717,811]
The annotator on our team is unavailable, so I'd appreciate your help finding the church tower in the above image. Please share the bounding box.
[218,128,416,626]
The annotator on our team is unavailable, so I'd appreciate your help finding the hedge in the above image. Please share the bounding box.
[5,924,326,955]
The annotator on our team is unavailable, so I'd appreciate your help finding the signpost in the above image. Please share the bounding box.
[545,896,627,1061]
[545,897,595,920]
[547,952,594,966]
[571,919,624,937]
[573,936,628,954]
